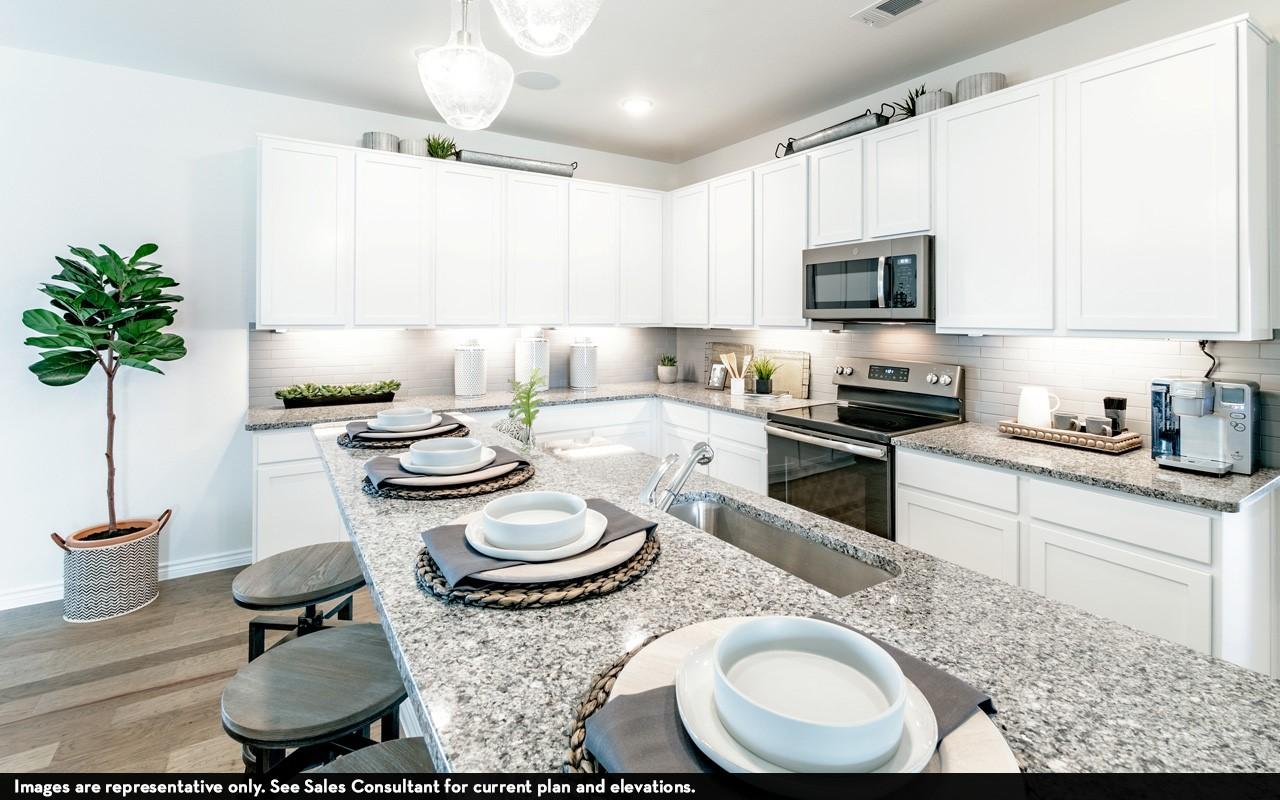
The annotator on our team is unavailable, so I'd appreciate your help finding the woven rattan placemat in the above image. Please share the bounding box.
[563,634,663,773]
[361,463,534,500]
[338,425,471,450]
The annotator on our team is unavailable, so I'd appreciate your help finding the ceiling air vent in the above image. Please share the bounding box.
[853,0,937,27]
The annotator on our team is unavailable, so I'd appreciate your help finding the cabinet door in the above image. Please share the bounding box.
[709,437,767,494]
[258,138,354,326]
[1029,524,1212,653]
[1064,26,1238,333]
[896,487,1020,584]
[754,158,808,327]
[434,163,504,325]
[354,152,434,325]
[253,460,347,562]
[568,182,619,325]
[506,172,570,325]
[709,172,754,328]
[661,425,712,476]
[618,188,664,324]
[808,140,863,246]
[671,184,710,326]
[935,82,1055,331]
[864,118,931,238]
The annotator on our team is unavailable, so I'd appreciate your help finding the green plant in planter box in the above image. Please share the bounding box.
[426,134,457,159]
[275,379,401,401]
[21,243,186,534]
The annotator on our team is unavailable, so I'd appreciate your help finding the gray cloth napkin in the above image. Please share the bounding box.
[421,498,658,588]
[365,446,528,490]
[346,413,464,441]
[584,615,995,774]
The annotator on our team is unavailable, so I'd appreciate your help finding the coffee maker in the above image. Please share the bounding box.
[1150,378,1260,476]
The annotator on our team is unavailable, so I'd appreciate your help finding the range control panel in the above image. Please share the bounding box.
[832,357,962,398]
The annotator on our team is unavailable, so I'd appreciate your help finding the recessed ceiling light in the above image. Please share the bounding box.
[619,96,654,116]
[515,70,561,90]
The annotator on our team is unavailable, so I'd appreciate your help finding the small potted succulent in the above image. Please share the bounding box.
[657,354,678,384]
[750,357,779,395]
[274,379,401,408]
[426,134,456,159]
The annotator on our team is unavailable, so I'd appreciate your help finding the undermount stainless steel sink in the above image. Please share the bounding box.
[666,499,893,598]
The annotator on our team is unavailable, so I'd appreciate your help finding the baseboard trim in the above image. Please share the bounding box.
[0,548,253,611]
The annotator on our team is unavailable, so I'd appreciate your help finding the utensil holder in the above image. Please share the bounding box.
[730,377,745,396]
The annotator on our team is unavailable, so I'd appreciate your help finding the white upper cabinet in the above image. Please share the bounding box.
[568,182,619,325]
[353,151,435,326]
[864,118,931,238]
[1064,25,1243,335]
[505,172,570,326]
[808,139,864,246]
[935,81,1056,332]
[708,172,755,328]
[258,138,354,326]
[434,163,504,326]
[618,188,664,324]
[671,183,710,327]
[753,157,809,327]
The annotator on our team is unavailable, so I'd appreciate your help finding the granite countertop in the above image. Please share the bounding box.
[315,417,1280,773]
[247,381,821,431]
[895,422,1280,513]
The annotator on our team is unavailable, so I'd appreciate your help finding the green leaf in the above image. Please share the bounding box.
[118,317,168,342]
[29,351,96,386]
[148,333,186,360]
[53,257,102,289]
[118,357,163,374]
[22,308,64,334]
[24,335,84,349]
[122,276,178,297]
[129,243,159,265]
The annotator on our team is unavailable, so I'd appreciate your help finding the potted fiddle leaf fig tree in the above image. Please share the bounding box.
[24,243,186,622]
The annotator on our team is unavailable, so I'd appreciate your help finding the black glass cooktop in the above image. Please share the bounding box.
[769,402,957,444]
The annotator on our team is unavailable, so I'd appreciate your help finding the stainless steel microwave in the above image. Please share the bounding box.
[802,235,933,322]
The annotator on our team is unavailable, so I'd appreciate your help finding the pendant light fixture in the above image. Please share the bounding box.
[489,0,604,56]
[417,0,514,131]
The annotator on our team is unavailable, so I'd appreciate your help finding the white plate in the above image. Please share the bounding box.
[399,448,497,476]
[464,508,607,562]
[472,530,647,584]
[675,640,937,773]
[366,413,442,433]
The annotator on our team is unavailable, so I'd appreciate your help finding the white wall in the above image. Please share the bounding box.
[677,0,1280,184]
[0,45,679,610]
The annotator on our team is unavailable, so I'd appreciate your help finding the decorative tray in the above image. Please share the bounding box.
[997,420,1142,455]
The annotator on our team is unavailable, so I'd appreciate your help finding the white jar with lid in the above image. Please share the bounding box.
[454,339,487,397]
[570,338,598,390]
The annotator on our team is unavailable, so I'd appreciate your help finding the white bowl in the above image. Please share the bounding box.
[409,436,483,467]
[376,406,433,428]
[480,491,587,551]
[711,616,906,772]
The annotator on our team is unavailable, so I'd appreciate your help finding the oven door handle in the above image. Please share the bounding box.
[765,424,887,460]
[876,255,888,308]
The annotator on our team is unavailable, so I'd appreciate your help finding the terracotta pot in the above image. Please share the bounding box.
[53,509,172,550]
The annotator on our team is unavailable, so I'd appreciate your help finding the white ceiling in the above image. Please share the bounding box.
[0,0,1122,162]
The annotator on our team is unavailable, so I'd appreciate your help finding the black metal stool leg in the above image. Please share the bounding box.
[331,594,354,621]
[381,706,400,741]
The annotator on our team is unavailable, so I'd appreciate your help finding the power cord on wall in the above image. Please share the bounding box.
[1198,340,1219,380]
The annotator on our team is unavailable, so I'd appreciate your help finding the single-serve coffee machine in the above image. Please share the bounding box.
[1151,378,1260,476]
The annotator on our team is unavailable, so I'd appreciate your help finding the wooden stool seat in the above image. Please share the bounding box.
[312,737,436,773]
[221,624,406,750]
[233,543,365,610]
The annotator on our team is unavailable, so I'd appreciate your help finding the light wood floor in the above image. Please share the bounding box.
[0,568,378,772]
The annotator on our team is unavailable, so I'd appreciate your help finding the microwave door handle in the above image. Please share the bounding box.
[876,255,887,308]
[765,424,887,460]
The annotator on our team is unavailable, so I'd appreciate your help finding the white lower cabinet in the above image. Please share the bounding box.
[657,402,766,494]
[1028,523,1212,653]
[895,449,1273,672]
[252,430,347,562]
[895,487,1019,584]
[707,438,767,495]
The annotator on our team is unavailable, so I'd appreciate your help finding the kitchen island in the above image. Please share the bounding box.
[314,416,1280,773]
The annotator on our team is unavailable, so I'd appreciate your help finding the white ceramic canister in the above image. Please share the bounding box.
[454,339,487,397]
[515,335,550,391]
[569,338,598,390]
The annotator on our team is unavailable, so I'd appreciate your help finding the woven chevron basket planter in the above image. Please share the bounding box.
[51,509,171,623]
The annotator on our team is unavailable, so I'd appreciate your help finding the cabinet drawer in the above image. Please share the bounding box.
[537,399,652,433]
[255,429,321,465]
[661,401,710,433]
[1029,523,1212,653]
[710,411,766,448]
[1028,479,1211,564]
[895,450,1018,512]
[896,487,1019,584]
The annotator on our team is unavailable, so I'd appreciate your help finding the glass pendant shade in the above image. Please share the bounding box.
[418,2,514,131]
[489,0,604,56]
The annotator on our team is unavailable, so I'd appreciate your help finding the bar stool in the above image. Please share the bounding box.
[311,737,436,773]
[221,623,407,775]
[232,542,366,660]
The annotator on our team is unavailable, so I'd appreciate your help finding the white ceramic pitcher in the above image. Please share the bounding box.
[1016,386,1060,428]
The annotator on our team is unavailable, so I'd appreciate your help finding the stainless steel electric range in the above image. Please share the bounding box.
[765,357,964,540]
